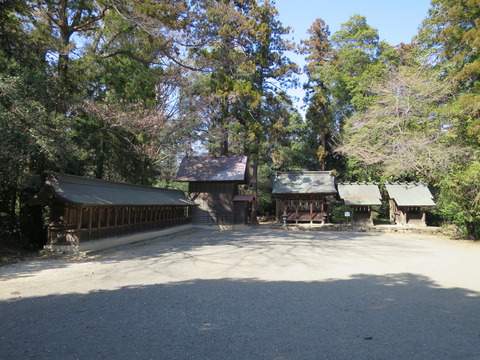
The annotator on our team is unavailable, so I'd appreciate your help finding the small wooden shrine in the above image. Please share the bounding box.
[175,155,251,228]
[272,171,337,224]
[385,182,435,226]
[32,173,196,247]
[337,182,382,225]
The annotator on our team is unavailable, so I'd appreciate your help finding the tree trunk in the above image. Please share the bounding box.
[321,130,326,171]
[465,221,477,240]
[250,153,259,225]
[220,125,228,156]
[95,132,106,179]
[58,1,73,114]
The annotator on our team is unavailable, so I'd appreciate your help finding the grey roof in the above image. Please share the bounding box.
[337,183,382,206]
[175,155,249,183]
[272,171,337,195]
[32,173,196,206]
[385,182,436,207]
[233,194,255,202]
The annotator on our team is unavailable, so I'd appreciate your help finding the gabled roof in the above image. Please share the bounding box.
[32,173,196,206]
[337,183,382,206]
[272,171,337,195]
[175,155,249,183]
[385,182,436,207]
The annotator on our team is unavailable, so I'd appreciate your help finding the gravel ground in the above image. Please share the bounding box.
[1,227,480,360]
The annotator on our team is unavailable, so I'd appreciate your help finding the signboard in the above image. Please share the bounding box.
[344,211,351,217]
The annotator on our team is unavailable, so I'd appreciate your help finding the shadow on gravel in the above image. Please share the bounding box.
[0,228,418,283]
[93,228,405,260]
[2,273,479,360]
[0,228,425,282]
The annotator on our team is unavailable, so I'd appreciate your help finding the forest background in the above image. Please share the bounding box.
[1,0,479,255]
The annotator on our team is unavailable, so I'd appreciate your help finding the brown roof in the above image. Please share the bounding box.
[175,155,249,183]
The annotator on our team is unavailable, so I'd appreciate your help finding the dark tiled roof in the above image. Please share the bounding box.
[385,182,436,207]
[175,155,249,183]
[337,183,382,206]
[32,173,196,206]
[272,171,337,195]
[233,194,255,202]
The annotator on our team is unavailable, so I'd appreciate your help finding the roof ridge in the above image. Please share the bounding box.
[52,173,182,193]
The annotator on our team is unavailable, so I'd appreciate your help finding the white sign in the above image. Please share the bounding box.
[344,211,351,217]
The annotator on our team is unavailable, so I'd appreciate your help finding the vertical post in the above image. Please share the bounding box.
[276,199,280,223]
[309,201,313,225]
[106,207,110,237]
[78,207,82,230]
[321,199,325,225]
[64,207,69,228]
[295,201,299,225]
[88,207,93,241]
[251,154,259,224]
[98,207,102,239]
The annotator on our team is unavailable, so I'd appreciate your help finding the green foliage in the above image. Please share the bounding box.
[0,60,74,250]
[418,0,480,148]
[303,15,400,174]
[438,162,480,239]
[330,204,352,224]
[256,163,275,216]
[326,15,398,117]
[3,0,479,253]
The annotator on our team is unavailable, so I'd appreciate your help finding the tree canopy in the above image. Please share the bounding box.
[2,0,480,253]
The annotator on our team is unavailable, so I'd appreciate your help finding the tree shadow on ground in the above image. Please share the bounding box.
[0,228,432,281]
[2,273,479,360]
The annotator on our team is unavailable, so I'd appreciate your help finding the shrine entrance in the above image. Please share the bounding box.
[272,171,337,225]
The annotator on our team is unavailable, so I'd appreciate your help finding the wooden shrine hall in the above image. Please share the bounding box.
[273,171,337,224]
[175,155,252,229]
[337,182,382,225]
[385,182,436,226]
[32,173,196,249]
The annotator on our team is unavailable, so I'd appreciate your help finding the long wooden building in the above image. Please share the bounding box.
[32,173,196,248]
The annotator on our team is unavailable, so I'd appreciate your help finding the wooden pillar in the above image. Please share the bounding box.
[321,198,325,225]
[309,201,313,225]
[97,207,102,239]
[88,207,93,240]
[114,207,118,226]
[295,201,299,224]
[276,199,280,223]
[64,207,69,228]
[78,207,83,230]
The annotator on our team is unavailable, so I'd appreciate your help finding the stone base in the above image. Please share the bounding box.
[43,224,195,255]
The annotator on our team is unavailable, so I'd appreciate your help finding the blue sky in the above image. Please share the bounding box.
[275,0,432,46]
[274,0,432,112]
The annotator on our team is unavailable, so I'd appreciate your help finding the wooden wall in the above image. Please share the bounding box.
[389,200,427,226]
[48,202,192,245]
[188,181,238,226]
